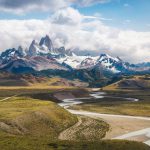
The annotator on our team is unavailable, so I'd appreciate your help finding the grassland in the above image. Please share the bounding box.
[1,138,149,150]
[0,96,77,135]
[0,96,78,149]
[0,130,149,150]
[103,75,150,91]
[0,95,111,150]
[0,88,149,149]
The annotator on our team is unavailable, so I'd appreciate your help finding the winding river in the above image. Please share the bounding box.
[58,91,150,146]
[59,91,139,109]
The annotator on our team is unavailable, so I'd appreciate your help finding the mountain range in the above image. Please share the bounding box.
[0,35,149,87]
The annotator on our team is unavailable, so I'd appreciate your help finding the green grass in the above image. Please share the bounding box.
[0,90,149,150]
[0,96,77,139]
[0,97,5,100]
[0,137,149,150]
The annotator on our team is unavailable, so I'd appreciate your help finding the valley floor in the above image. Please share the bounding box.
[0,87,149,150]
[57,89,150,147]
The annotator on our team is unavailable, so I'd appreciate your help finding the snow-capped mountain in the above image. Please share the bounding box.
[28,35,54,56]
[39,35,54,51]
[57,53,125,73]
[96,54,124,73]
[0,47,25,65]
[28,40,43,56]
[28,35,72,58]
[0,36,70,72]
[0,35,149,75]
[56,53,91,69]
[79,56,99,69]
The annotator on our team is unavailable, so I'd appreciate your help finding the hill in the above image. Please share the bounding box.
[0,96,78,149]
[103,75,150,90]
[0,72,88,87]
[0,97,77,138]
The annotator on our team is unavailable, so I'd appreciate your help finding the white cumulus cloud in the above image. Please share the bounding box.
[51,7,83,25]
[0,7,150,63]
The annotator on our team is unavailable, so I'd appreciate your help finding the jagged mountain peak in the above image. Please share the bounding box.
[28,35,58,56]
[0,47,24,61]
[24,35,73,57]
[39,35,53,51]
[99,53,120,62]
[96,53,123,73]
[28,40,40,56]
[0,35,149,74]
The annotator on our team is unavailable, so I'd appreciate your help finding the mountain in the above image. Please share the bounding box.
[0,55,68,73]
[0,35,149,87]
[28,39,52,56]
[56,53,89,69]
[97,54,124,73]
[0,36,70,73]
[79,56,98,69]
[39,35,53,51]
[0,47,25,64]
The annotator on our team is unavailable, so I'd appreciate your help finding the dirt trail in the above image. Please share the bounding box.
[58,116,109,141]
[68,109,150,146]
[0,95,17,102]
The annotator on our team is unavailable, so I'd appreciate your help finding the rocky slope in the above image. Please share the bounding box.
[0,35,149,87]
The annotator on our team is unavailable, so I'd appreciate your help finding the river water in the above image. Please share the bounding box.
[59,92,139,109]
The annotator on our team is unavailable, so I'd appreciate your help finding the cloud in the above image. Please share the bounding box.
[0,0,111,13]
[0,7,150,63]
[74,0,111,6]
[0,0,70,13]
[93,13,112,21]
[51,7,83,25]
[0,19,51,50]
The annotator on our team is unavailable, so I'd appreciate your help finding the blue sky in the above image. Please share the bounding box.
[79,0,150,31]
[0,0,149,31]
